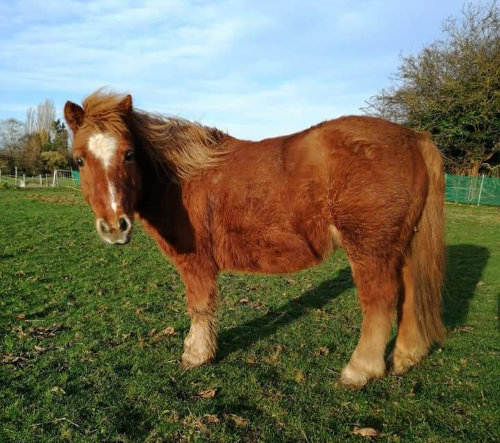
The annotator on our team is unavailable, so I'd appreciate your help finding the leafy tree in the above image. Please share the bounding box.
[0,153,9,172]
[40,151,69,172]
[363,1,500,175]
[51,119,70,155]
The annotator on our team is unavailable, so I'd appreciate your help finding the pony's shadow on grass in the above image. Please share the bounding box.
[218,244,488,359]
[217,267,353,360]
[443,244,490,330]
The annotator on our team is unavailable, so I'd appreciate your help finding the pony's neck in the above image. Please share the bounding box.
[134,152,195,255]
[127,109,228,182]
[135,144,175,210]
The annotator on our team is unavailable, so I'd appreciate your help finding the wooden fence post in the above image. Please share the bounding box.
[477,174,485,206]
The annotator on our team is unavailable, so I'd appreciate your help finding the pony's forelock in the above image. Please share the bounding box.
[82,89,130,135]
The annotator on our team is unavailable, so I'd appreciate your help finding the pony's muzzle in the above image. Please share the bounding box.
[96,215,132,245]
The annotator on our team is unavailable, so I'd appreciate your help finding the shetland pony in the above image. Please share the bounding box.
[64,90,445,387]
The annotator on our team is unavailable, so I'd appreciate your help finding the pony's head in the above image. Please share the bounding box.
[64,93,141,245]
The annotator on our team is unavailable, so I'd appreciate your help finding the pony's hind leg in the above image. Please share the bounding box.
[390,259,429,374]
[179,268,218,369]
[338,259,400,387]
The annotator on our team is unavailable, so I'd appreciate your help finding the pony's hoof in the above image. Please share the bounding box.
[389,349,423,375]
[179,358,201,370]
[180,350,213,369]
[338,357,386,388]
[337,366,369,388]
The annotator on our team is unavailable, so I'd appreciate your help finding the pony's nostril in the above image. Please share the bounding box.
[97,219,110,234]
[119,216,130,232]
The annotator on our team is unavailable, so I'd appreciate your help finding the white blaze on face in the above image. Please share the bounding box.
[108,181,118,213]
[88,132,119,214]
[88,133,118,170]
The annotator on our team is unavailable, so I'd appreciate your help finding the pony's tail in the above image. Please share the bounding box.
[410,134,446,347]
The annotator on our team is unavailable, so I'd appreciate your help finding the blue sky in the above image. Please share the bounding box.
[0,0,472,140]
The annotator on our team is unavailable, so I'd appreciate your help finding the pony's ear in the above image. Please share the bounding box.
[64,101,84,133]
[119,94,133,113]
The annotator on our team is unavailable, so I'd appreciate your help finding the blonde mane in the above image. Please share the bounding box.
[81,90,228,181]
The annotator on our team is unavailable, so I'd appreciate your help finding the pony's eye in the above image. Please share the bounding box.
[124,150,135,162]
[76,157,84,167]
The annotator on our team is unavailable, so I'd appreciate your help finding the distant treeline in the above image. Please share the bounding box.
[0,99,73,174]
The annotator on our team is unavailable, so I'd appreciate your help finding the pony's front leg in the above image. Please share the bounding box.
[180,270,218,369]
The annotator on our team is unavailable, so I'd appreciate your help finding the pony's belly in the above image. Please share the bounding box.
[215,228,335,274]
[230,247,322,274]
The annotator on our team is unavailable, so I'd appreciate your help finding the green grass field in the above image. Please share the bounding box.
[1,188,499,442]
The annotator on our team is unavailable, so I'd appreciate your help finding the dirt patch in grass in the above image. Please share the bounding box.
[26,193,83,205]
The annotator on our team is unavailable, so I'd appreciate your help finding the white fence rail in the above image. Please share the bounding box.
[0,169,77,188]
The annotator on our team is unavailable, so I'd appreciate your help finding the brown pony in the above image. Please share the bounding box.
[64,90,445,387]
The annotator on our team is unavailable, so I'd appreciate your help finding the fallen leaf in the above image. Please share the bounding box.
[2,353,29,368]
[314,346,330,356]
[29,324,63,338]
[224,413,249,428]
[183,414,206,431]
[135,308,146,321]
[246,356,257,365]
[161,410,179,422]
[17,313,26,320]
[203,414,220,424]
[269,344,284,362]
[295,371,306,383]
[197,388,217,399]
[352,426,379,438]
[153,327,176,342]
[249,301,266,311]
[162,327,175,335]
[12,326,27,338]
[239,297,249,304]
[34,346,47,354]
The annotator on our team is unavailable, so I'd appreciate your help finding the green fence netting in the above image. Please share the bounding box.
[71,170,80,186]
[445,174,500,206]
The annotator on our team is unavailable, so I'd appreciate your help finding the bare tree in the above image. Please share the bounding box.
[25,107,36,136]
[35,99,56,148]
[0,119,25,150]
[0,118,25,171]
